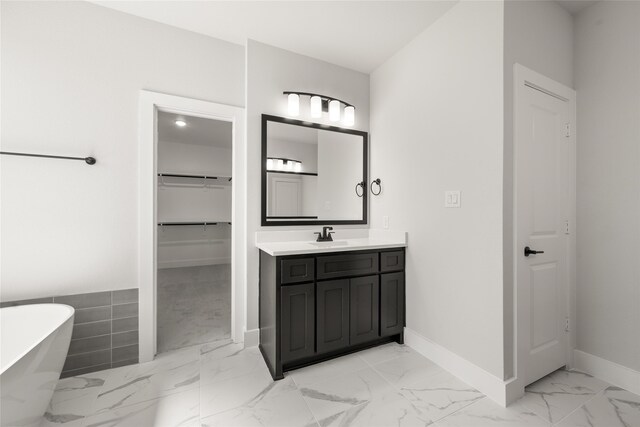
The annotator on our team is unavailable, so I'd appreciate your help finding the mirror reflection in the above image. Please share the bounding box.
[263,117,367,224]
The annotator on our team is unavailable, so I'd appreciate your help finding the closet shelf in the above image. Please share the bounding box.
[158,173,232,182]
[158,222,232,226]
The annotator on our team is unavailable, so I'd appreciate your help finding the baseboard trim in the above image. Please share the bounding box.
[573,349,640,395]
[244,328,259,347]
[404,327,519,406]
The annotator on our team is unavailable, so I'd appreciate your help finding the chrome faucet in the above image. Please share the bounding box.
[314,226,335,242]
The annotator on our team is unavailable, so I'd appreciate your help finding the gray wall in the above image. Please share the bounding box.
[574,1,640,371]
[0,1,244,301]
[1,289,139,377]
[502,0,574,379]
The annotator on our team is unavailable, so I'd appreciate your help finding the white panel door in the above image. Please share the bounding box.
[271,178,301,216]
[516,79,573,386]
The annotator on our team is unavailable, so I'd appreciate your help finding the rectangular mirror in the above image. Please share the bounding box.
[261,115,368,226]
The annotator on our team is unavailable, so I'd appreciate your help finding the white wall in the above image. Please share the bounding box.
[502,0,573,379]
[317,131,363,220]
[0,1,244,301]
[574,1,640,372]
[267,137,318,174]
[370,1,505,378]
[246,40,370,332]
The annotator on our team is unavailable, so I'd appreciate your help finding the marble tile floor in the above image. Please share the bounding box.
[42,340,640,427]
[157,264,231,353]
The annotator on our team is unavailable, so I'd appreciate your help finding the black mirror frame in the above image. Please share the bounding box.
[261,114,368,226]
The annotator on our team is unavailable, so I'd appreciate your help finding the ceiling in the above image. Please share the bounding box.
[556,0,598,15]
[91,1,457,73]
[157,111,232,148]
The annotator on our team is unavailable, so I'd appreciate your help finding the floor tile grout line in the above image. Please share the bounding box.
[297,385,323,427]
[549,388,606,426]
[430,395,490,424]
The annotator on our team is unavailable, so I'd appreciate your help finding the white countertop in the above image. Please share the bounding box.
[255,229,406,256]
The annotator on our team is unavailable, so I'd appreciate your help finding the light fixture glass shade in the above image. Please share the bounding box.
[310,96,322,118]
[294,162,302,172]
[344,106,355,126]
[329,100,340,121]
[286,160,294,170]
[277,159,284,170]
[287,93,300,116]
[267,158,274,170]
[175,119,187,127]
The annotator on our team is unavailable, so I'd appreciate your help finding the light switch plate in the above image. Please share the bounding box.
[445,191,461,208]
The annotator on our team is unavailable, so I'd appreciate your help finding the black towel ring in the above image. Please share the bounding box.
[355,181,365,197]
[370,178,382,196]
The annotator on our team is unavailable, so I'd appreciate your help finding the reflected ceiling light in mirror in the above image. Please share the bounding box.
[310,96,322,118]
[267,157,302,173]
[287,93,300,116]
[175,119,187,127]
[283,92,355,126]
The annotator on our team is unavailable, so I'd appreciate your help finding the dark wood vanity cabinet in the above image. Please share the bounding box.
[259,248,406,380]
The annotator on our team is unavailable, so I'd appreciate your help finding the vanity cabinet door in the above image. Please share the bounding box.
[317,280,350,354]
[380,272,405,337]
[281,283,315,364]
[349,275,379,345]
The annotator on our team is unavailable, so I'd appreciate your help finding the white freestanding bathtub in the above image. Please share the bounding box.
[1,304,74,427]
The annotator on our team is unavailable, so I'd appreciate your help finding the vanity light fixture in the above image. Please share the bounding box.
[310,96,322,118]
[267,157,302,173]
[175,119,187,127]
[283,92,355,126]
[344,106,355,126]
[287,93,300,116]
[329,100,340,122]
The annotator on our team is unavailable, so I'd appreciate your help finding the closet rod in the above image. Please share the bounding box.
[158,173,231,181]
[0,151,96,165]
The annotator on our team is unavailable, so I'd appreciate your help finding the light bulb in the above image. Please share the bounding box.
[329,100,340,122]
[286,160,294,170]
[344,106,355,126]
[267,158,274,170]
[175,120,186,127]
[277,159,284,170]
[310,96,322,118]
[287,93,300,116]
[294,162,302,172]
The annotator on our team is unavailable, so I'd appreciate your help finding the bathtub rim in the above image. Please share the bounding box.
[0,303,75,375]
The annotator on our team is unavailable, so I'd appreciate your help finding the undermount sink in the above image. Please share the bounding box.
[308,240,349,247]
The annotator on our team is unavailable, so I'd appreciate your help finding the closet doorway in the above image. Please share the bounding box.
[138,91,245,362]
[156,112,232,353]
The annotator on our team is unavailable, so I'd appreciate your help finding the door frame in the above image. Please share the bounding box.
[138,90,246,362]
[513,64,577,391]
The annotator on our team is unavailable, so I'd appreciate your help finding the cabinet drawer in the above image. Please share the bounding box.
[380,250,405,272]
[317,253,378,280]
[281,258,314,284]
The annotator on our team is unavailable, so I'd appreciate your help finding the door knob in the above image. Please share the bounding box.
[524,246,544,257]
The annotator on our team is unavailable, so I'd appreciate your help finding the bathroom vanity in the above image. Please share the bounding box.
[257,233,406,380]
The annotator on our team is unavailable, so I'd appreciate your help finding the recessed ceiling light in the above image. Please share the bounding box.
[175,120,187,127]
